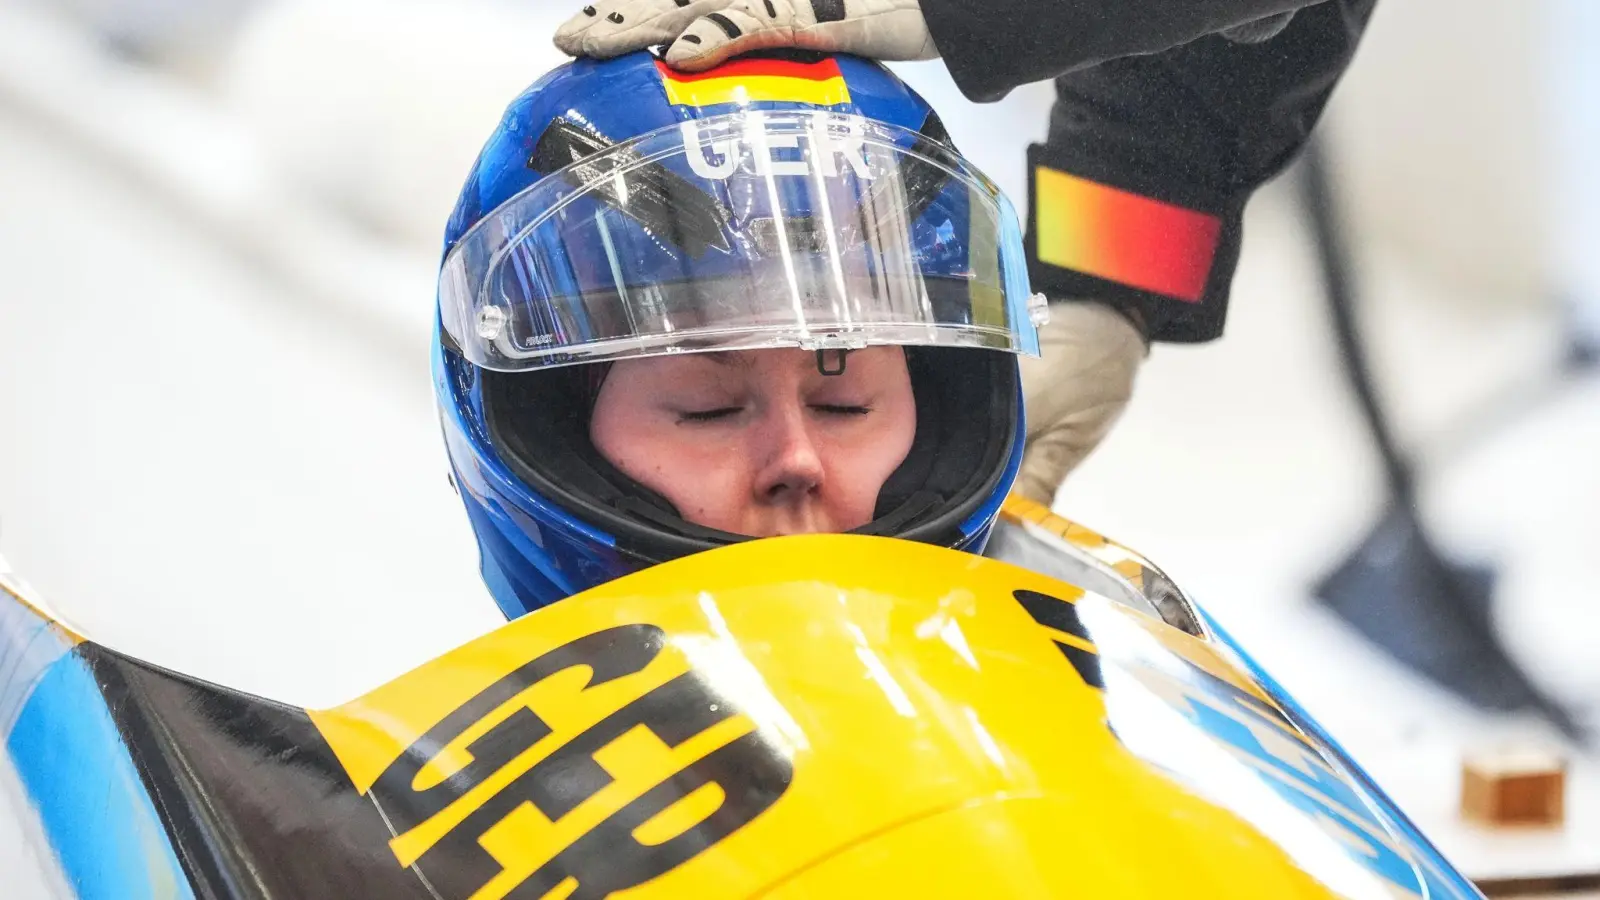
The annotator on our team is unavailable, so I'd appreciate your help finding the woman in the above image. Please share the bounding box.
[436,51,1040,618]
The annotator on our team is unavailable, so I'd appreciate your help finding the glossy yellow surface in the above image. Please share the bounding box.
[311,535,1416,900]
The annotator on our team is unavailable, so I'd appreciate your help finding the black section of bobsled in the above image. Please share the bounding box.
[81,645,436,899]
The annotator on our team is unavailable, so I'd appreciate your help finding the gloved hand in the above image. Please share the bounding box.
[554,0,938,72]
[1016,301,1147,505]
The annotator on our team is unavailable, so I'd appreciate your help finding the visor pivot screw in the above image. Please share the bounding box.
[1028,292,1052,327]
[476,306,508,341]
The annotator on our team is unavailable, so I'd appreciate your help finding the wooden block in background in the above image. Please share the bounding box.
[1462,749,1568,828]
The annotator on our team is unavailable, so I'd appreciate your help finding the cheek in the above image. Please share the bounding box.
[822,405,917,521]
[591,416,755,530]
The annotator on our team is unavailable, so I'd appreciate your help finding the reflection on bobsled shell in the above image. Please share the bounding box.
[0,522,1483,899]
[988,494,1203,637]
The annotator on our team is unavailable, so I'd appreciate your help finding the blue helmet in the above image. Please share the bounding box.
[435,50,1042,619]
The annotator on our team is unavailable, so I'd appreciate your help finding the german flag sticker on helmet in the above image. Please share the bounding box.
[655,57,851,108]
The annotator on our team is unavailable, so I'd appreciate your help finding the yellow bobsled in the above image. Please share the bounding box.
[0,498,1481,899]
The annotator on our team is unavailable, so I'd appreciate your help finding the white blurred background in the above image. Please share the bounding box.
[0,0,1597,889]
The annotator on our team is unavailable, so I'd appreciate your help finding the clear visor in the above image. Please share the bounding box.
[439,110,1043,371]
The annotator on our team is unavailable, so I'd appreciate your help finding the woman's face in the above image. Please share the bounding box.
[590,347,916,537]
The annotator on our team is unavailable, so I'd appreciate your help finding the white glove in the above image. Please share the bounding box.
[554,0,938,72]
[1016,301,1147,505]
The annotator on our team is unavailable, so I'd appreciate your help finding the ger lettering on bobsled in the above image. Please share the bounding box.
[0,51,1486,899]
[0,508,1482,898]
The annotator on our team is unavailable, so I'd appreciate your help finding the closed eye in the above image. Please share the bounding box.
[812,404,872,416]
[678,406,743,423]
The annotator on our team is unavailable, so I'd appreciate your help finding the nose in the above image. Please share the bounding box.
[752,406,825,505]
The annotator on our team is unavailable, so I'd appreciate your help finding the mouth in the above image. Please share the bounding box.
[756,512,833,539]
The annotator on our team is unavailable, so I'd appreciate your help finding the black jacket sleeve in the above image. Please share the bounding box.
[925,0,1378,343]
[922,0,1330,103]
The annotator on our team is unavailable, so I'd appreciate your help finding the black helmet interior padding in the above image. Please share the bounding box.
[480,346,1017,567]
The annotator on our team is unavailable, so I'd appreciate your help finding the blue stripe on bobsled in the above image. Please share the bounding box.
[7,654,194,899]
[1198,608,1486,900]
[0,594,74,739]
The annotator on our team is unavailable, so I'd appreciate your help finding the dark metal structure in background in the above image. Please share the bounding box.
[1297,138,1583,741]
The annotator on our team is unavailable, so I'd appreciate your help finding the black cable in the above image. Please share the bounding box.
[1299,140,1417,508]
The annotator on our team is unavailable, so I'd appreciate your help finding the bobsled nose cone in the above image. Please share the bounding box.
[760,795,1347,900]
